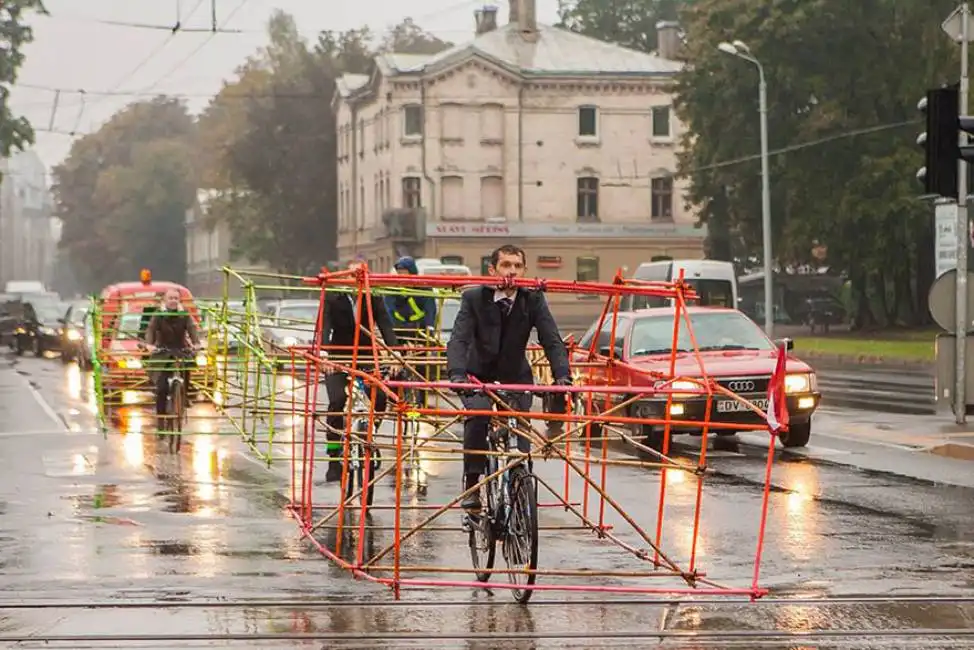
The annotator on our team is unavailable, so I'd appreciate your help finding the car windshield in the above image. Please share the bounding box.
[34,305,63,322]
[69,305,89,326]
[114,312,147,340]
[278,305,319,325]
[629,311,774,356]
[438,299,461,331]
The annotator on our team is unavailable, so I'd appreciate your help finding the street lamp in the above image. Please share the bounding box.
[718,39,774,337]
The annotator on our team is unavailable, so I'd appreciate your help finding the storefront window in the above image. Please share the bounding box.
[480,256,491,275]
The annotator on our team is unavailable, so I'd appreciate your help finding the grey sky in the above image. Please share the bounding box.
[11,0,561,170]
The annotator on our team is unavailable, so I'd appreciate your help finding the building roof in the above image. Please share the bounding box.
[336,73,369,97]
[379,22,682,79]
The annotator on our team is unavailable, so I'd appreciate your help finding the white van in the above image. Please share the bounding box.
[622,259,738,310]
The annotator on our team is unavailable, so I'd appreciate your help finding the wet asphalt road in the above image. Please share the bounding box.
[2,353,974,647]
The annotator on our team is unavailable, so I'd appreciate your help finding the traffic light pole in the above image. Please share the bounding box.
[956,1,970,424]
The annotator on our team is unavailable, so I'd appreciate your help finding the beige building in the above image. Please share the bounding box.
[185,190,270,298]
[0,150,57,288]
[334,3,706,321]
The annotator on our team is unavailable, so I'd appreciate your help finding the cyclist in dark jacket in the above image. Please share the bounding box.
[144,288,201,417]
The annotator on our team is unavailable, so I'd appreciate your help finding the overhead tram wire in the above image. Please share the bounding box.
[136,0,252,94]
[27,0,210,139]
[92,0,210,103]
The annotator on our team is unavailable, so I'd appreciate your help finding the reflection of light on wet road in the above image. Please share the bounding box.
[779,463,821,561]
[66,364,82,399]
[192,434,230,510]
[85,373,98,414]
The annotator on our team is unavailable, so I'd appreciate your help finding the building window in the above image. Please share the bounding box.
[652,106,671,138]
[577,256,599,282]
[651,176,674,220]
[576,177,599,221]
[441,175,464,219]
[480,255,491,275]
[480,175,504,219]
[440,103,463,141]
[441,255,463,265]
[480,103,504,142]
[403,104,423,138]
[578,106,598,137]
[402,176,422,208]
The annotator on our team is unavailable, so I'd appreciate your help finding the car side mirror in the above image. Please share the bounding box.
[599,345,625,359]
[775,338,794,352]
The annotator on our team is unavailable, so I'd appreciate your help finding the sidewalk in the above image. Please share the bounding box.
[814,406,974,460]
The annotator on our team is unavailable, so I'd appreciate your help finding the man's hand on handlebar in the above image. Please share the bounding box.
[449,374,476,398]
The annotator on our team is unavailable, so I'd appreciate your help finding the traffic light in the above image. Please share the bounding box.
[917,83,959,199]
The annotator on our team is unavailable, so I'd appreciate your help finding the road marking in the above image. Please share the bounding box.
[20,375,68,432]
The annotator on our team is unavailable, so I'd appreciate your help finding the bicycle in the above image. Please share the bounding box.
[344,374,384,508]
[464,388,540,604]
[143,345,196,453]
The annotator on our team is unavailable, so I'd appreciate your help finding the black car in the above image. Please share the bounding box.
[59,301,91,366]
[12,301,65,356]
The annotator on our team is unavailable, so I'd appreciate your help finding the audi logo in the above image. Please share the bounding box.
[726,380,756,392]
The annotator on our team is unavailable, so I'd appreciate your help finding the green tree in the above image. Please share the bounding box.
[53,98,196,290]
[557,0,682,52]
[674,0,958,327]
[380,17,451,54]
[1,0,47,158]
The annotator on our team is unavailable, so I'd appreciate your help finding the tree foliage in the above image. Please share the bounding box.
[1,0,47,159]
[558,0,961,327]
[380,17,452,55]
[53,98,196,290]
[198,13,450,273]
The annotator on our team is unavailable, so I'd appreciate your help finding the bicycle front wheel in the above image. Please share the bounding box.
[170,381,184,452]
[505,467,539,603]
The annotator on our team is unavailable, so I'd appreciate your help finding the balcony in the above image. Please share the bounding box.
[378,208,426,243]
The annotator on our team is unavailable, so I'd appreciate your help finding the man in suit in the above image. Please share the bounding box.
[320,261,399,482]
[446,245,572,512]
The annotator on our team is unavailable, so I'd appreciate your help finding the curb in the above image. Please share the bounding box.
[923,442,974,462]
[801,351,933,371]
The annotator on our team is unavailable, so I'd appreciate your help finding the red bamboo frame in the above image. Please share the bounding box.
[278,264,781,600]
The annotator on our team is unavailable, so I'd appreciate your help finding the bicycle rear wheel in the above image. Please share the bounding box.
[505,466,539,603]
[469,458,498,583]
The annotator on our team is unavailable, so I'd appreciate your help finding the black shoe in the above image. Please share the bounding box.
[461,493,482,513]
[325,462,342,483]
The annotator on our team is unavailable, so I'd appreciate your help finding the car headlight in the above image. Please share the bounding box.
[669,379,699,399]
[67,329,82,341]
[195,353,208,367]
[785,372,815,394]
[118,358,142,369]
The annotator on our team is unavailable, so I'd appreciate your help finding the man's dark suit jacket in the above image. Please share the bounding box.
[320,291,398,358]
[446,286,570,384]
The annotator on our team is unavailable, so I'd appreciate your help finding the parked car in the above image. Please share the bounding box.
[572,307,820,450]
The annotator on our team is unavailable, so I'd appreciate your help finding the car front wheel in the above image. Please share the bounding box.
[779,420,811,448]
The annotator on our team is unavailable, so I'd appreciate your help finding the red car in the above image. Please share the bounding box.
[571,307,820,450]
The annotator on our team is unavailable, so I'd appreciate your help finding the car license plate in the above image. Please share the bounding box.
[716,398,768,413]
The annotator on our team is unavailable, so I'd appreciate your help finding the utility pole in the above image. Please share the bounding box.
[957,3,970,424]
